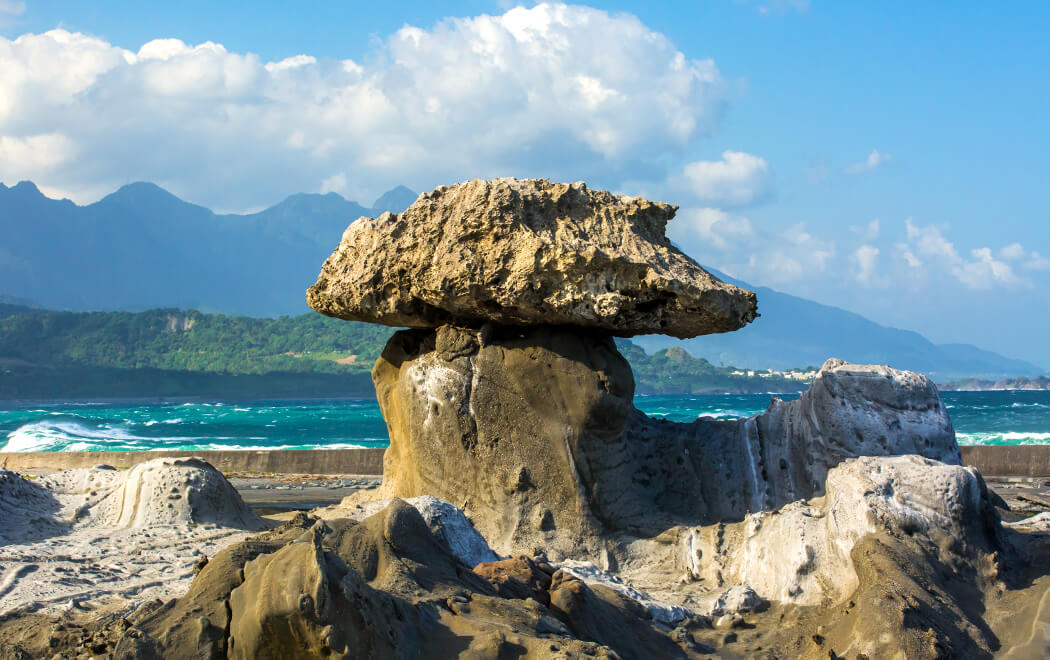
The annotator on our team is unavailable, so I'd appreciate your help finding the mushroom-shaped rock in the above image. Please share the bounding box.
[307,178,757,338]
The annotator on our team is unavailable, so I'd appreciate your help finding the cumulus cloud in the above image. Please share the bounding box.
[669,206,835,285]
[667,207,754,250]
[996,242,1050,271]
[0,4,729,209]
[852,244,881,285]
[900,219,1027,289]
[846,149,891,174]
[670,150,774,207]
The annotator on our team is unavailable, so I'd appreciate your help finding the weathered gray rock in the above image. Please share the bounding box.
[307,178,757,338]
[680,454,995,606]
[364,325,960,559]
[95,457,264,530]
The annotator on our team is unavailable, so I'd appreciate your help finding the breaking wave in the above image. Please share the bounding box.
[955,431,1050,446]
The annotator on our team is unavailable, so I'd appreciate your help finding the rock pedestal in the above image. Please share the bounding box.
[306,177,963,560]
[368,323,960,559]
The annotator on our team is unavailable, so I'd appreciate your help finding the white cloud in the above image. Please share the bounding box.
[671,150,773,207]
[846,149,891,174]
[995,242,1050,271]
[998,243,1025,260]
[0,1,25,17]
[0,4,728,208]
[850,218,880,240]
[668,207,754,250]
[670,208,835,285]
[852,244,881,285]
[1023,253,1050,271]
[901,219,1026,289]
[896,243,922,269]
[319,173,348,195]
[0,132,74,173]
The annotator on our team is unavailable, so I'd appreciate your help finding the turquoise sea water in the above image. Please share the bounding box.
[1,391,1048,452]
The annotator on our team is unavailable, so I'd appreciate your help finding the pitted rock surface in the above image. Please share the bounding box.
[307,178,757,338]
[366,325,960,559]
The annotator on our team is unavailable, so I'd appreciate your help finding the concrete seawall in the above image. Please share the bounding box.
[1,445,1048,477]
[0,448,387,475]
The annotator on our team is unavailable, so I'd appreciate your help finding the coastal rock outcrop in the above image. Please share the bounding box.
[678,454,996,605]
[365,323,958,558]
[295,176,1050,657]
[115,503,701,659]
[94,457,264,530]
[307,178,757,338]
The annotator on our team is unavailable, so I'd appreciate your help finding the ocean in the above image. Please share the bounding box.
[1,391,1048,452]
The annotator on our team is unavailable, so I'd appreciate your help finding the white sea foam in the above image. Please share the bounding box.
[1,421,203,452]
[143,418,183,426]
[956,431,1050,445]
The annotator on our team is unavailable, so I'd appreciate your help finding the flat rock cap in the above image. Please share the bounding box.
[307,178,757,338]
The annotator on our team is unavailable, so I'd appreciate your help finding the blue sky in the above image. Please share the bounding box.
[1,1,1048,365]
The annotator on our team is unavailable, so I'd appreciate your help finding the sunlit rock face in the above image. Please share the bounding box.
[368,323,959,559]
[307,177,757,338]
[287,177,1033,660]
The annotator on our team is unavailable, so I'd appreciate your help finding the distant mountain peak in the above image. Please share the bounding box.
[371,185,417,215]
[12,180,41,193]
[1,180,44,199]
[257,191,369,222]
[101,181,186,205]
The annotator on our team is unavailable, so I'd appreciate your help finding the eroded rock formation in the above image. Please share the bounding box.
[11,177,1034,658]
[366,323,958,559]
[308,178,757,338]
[302,178,1049,657]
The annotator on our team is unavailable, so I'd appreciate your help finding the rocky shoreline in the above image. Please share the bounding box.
[1,178,1048,658]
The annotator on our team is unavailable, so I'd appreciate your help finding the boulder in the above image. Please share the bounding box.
[307,178,757,338]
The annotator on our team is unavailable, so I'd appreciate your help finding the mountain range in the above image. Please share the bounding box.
[633,270,1044,380]
[0,180,413,317]
[1,180,1043,380]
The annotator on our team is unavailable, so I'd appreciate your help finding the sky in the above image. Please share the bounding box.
[1,1,1048,366]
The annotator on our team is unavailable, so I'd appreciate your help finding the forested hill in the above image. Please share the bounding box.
[0,305,807,400]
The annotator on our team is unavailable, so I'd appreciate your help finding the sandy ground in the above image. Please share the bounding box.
[222,471,381,515]
[0,460,267,618]
[985,476,1050,521]
[0,467,382,620]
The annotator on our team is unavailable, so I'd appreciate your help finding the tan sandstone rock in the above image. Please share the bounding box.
[366,324,960,560]
[307,178,757,338]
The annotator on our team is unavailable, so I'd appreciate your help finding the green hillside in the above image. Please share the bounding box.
[0,305,807,399]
